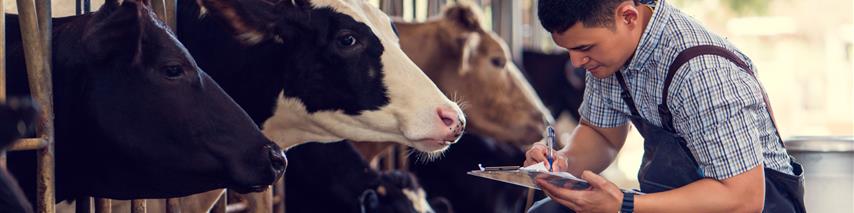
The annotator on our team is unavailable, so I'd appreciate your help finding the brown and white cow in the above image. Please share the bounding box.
[353,1,553,165]
[393,4,551,146]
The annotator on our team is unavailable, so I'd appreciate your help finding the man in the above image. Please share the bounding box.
[524,0,805,212]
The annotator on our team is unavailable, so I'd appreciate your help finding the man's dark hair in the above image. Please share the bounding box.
[538,0,638,33]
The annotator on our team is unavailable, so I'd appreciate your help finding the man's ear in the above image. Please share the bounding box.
[82,0,146,65]
[616,2,640,26]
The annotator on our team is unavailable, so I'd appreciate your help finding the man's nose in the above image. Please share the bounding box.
[568,52,588,68]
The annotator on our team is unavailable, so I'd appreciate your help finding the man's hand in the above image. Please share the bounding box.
[536,170,622,213]
[524,143,568,171]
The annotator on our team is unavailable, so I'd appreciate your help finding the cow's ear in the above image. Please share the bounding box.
[82,0,145,65]
[197,0,274,45]
[359,189,380,212]
[456,32,480,74]
[442,2,483,31]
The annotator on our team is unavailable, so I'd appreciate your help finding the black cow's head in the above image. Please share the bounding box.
[197,0,466,153]
[61,0,285,198]
[360,171,436,213]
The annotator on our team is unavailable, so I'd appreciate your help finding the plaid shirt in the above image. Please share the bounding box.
[578,0,793,179]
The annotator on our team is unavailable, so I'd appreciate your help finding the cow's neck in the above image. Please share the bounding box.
[176,1,285,126]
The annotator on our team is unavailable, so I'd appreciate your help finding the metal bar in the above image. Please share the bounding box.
[273,179,284,213]
[380,0,404,17]
[84,0,90,14]
[131,200,146,213]
[9,138,47,151]
[76,197,92,213]
[165,198,181,213]
[95,199,111,213]
[211,192,226,213]
[75,0,82,15]
[165,0,177,30]
[35,1,54,212]
[0,0,5,103]
[0,0,7,170]
[396,144,408,170]
[491,0,522,63]
[382,146,394,171]
[427,0,446,16]
[151,0,167,23]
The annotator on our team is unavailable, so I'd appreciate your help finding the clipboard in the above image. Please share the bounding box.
[468,163,643,194]
[468,163,591,190]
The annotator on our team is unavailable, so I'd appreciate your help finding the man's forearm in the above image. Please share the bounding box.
[561,122,627,176]
[634,165,765,213]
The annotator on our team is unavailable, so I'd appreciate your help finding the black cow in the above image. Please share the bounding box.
[409,133,529,213]
[520,50,586,121]
[0,99,36,213]
[177,0,465,152]
[5,0,286,202]
[285,142,435,213]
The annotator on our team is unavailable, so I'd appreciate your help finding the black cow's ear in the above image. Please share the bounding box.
[359,189,380,213]
[82,0,145,65]
[197,0,273,45]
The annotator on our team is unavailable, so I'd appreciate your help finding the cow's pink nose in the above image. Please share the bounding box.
[437,107,465,142]
[437,107,460,128]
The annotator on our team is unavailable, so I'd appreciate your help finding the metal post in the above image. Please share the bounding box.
[491,0,523,63]
[84,0,91,14]
[427,0,447,16]
[165,0,176,30]
[0,0,7,171]
[16,0,55,212]
[76,197,92,213]
[131,200,146,213]
[380,0,404,17]
[165,198,181,213]
[274,179,284,213]
[96,199,111,213]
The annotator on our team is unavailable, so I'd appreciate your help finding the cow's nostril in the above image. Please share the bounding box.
[436,107,459,128]
[266,144,288,177]
[441,117,454,127]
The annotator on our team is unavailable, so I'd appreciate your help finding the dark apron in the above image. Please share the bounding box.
[615,45,806,212]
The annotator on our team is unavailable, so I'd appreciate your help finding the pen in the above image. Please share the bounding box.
[547,126,555,172]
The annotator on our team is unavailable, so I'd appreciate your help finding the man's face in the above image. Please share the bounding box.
[551,20,638,79]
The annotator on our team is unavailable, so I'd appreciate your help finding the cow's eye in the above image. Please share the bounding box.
[491,57,505,68]
[338,35,357,47]
[163,65,184,79]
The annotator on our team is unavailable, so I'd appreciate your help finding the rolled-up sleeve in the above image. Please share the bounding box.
[670,63,766,180]
[579,73,629,128]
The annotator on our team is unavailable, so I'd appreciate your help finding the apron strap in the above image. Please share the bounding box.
[615,72,642,117]
[662,45,785,147]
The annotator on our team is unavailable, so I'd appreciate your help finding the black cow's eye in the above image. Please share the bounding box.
[163,65,184,79]
[338,35,357,47]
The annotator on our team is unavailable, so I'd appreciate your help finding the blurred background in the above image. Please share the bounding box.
[3,0,851,212]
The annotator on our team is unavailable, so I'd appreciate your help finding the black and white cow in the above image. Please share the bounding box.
[6,0,286,202]
[285,141,435,213]
[0,99,36,213]
[178,0,466,152]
